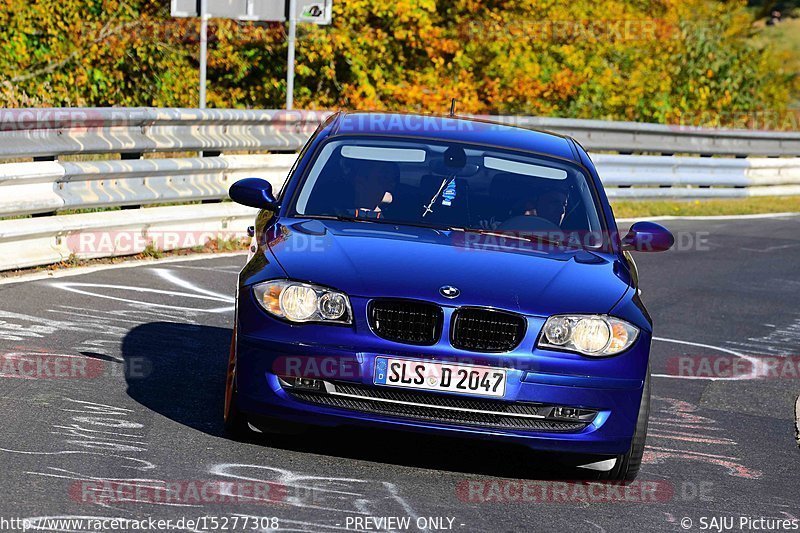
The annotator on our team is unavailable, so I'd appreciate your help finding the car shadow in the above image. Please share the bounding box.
[122,321,597,480]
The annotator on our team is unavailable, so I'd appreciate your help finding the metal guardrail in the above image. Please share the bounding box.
[0,108,326,159]
[498,116,800,157]
[0,203,257,270]
[0,107,798,271]
[594,155,800,198]
[0,154,297,217]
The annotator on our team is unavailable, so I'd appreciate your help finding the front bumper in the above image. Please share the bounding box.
[235,294,650,456]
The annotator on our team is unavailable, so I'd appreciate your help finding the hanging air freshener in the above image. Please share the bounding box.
[442,178,457,206]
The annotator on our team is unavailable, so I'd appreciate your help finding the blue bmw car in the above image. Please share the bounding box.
[224,112,674,480]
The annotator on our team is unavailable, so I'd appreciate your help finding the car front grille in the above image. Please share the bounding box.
[368,299,443,345]
[451,308,527,352]
[286,381,591,432]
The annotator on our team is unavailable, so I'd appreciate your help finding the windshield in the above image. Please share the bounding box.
[291,137,605,246]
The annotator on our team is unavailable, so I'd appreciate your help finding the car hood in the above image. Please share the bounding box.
[267,219,631,316]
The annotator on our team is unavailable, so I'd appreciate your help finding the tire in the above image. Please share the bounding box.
[598,363,651,481]
[224,324,250,438]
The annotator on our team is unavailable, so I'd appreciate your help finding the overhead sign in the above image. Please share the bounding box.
[172,0,333,109]
[170,0,331,24]
[170,0,283,20]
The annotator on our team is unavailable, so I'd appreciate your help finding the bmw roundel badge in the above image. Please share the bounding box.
[439,285,460,299]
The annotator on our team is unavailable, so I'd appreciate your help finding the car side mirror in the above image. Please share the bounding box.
[621,221,674,252]
[229,178,279,210]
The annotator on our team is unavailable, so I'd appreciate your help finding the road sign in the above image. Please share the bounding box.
[170,0,285,21]
[170,0,333,109]
[170,0,331,23]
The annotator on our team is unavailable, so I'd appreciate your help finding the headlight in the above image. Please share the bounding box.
[253,280,352,324]
[538,315,639,356]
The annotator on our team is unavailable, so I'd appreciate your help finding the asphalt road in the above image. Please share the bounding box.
[1,215,798,533]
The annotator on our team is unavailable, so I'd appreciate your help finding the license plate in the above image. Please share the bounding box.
[373,357,507,398]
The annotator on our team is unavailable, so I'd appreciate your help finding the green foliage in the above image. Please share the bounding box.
[752,15,800,108]
[0,0,791,124]
[141,242,164,258]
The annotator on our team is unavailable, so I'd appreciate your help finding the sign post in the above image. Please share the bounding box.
[286,0,297,110]
[198,0,208,108]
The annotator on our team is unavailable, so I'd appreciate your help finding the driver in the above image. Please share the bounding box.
[346,159,399,218]
[510,186,568,227]
[307,159,400,219]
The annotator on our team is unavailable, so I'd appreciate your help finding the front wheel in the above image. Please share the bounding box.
[597,364,651,481]
[224,324,250,438]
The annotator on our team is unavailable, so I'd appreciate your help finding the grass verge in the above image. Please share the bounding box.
[611,196,800,218]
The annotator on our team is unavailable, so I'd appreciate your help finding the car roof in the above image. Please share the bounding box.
[328,111,578,162]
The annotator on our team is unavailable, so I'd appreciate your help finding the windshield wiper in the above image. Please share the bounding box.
[301,214,455,232]
[302,214,363,223]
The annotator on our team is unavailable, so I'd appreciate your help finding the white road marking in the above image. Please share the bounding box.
[741,243,800,253]
[0,448,155,470]
[584,520,607,533]
[382,481,428,533]
[0,309,130,341]
[171,264,241,273]
[47,308,143,325]
[63,398,133,412]
[795,395,800,448]
[652,336,763,380]
[50,281,235,314]
[0,251,246,286]
[209,463,371,512]
[151,268,234,302]
[724,317,800,356]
